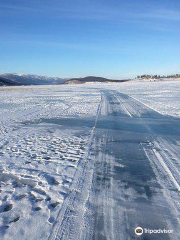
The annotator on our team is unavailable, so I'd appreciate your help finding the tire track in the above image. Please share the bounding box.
[48,94,103,240]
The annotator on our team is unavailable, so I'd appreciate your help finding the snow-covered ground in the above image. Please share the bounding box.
[0,79,180,239]
[118,79,180,118]
[0,86,100,239]
[80,79,180,118]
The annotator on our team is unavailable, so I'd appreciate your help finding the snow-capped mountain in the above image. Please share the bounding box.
[0,73,67,85]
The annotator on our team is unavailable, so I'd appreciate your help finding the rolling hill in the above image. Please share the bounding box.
[63,76,129,84]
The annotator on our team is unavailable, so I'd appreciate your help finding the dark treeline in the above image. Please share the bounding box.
[136,74,180,79]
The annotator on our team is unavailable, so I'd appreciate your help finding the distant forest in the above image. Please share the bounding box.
[136,74,180,79]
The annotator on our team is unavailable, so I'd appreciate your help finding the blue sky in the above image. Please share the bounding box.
[0,0,180,78]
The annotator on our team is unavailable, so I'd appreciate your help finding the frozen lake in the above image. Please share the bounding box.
[0,80,180,239]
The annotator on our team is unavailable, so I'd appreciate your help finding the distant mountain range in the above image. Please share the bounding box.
[63,76,128,84]
[0,76,21,86]
[0,73,128,86]
[0,73,67,86]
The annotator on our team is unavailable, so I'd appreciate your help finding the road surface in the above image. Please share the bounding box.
[49,90,180,240]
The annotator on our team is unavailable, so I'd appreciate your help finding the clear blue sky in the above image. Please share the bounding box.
[0,0,180,78]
